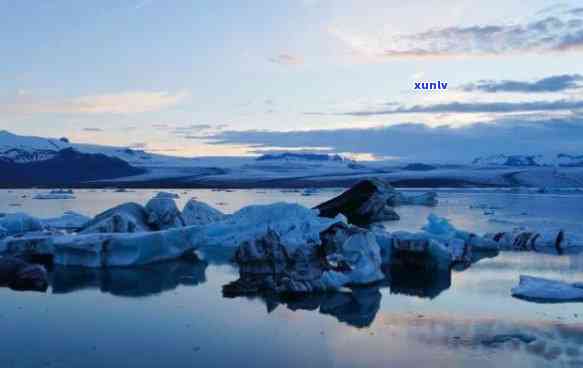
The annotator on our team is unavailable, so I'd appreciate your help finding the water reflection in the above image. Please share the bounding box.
[257,286,382,328]
[387,265,451,299]
[224,264,457,328]
[369,314,583,366]
[49,259,208,297]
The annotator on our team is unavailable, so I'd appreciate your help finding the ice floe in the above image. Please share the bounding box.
[511,275,583,303]
[33,189,75,200]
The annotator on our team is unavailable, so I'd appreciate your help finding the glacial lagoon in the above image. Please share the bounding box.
[1,188,583,367]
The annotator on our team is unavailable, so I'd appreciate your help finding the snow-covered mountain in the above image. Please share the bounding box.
[256,152,348,163]
[2,130,583,188]
[472,154,548,167]
[0,130,191,167]
[557,154,583,167]
[472,153,583,167]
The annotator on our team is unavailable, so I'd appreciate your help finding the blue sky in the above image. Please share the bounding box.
[2,0,583,161]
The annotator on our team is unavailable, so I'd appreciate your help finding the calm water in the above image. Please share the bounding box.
[1,189,583,367]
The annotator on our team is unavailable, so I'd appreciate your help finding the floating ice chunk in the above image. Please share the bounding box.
[389,231,453,270]
[511,275,583,302]
[41,211,91,231]
[484,229,582,254]
[334,230,383,285]
[182,199,225,226]
[154,191,180,199]
[80,203,151,234]
[421,214,499,252]
[0,213,44,238]
[33,192,75,200]
[422,214,462,239]
[391,191,438,206]
[145,197,185,230]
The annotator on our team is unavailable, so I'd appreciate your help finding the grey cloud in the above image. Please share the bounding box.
[82,127,103,132]
[172,123,226,137]
[268,54,304,65]
[206,115,583,162]
[334,99,583,116]
[462,74,583,93]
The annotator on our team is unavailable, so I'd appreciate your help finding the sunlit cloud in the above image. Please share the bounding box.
[329,5,583,60]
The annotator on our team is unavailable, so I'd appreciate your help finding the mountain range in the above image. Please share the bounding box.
[1,130,583,188]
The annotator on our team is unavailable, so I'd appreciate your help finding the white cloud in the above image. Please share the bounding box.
[0,90,190,115]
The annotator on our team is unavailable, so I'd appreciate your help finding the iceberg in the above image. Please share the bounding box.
[315,179,438,226]
[484,229,582,254]
[383,231,453,270]
[41,211,91,231]
[391,191,438,206]
[145,196,185,230]
[198,202,344,250]
[315,179,400,225]
[422,214,501,252]
[4,227,198,268]
[0,213,44,238]
[80,203,151,234]
[224,222,384,295]
[182,199,225,226]
[1,202,344,269]
[511,275,583,303]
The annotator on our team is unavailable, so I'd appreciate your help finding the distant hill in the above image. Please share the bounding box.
[0,148,145,187]
[401,163,437,171]
[256,152,347,162]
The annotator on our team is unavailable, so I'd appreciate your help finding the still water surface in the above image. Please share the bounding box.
[1,189,582,367]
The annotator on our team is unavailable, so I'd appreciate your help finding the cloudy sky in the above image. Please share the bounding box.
[2,0,583,161]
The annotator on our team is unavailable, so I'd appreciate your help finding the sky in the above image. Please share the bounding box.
[2,0,583,162]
